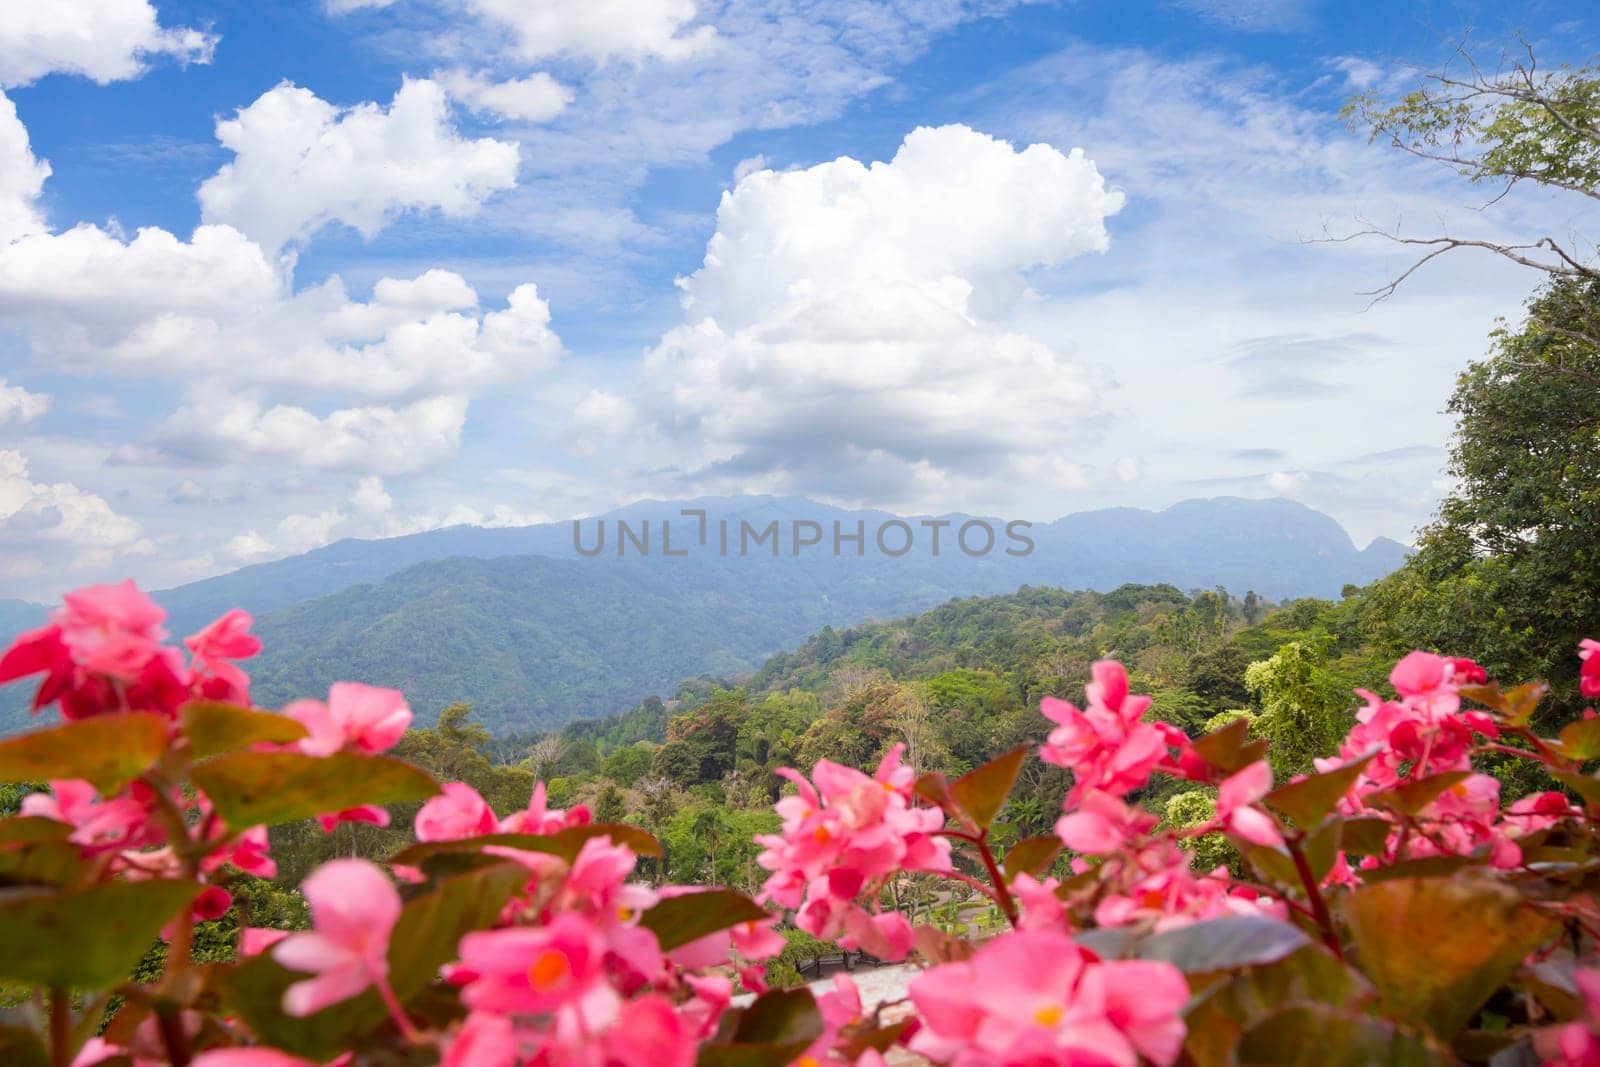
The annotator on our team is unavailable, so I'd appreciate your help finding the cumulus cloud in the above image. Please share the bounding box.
[0,450,147,578]
[0,379,50,426]
[464,0,716,62]
[640,124,1123,506]
[0,0,214,87]
[147,394,470,476]
[0,92,50,245]
[198,78,521,253]
[0,224,561,402]
[436,69,572,122]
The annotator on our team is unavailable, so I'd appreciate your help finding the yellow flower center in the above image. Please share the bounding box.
[617,905,635,922]
[798,1058,820,1067]
[527,949,571,992]
[1033,1004,1064,1026]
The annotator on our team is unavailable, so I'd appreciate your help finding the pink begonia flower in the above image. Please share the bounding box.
[498,781,591,834]
[240,927,290,956]
[193,885,234,922]
[1040,661,1176,805]
[22,779,162,855]
[1582,639,1600,699]
[185,608,262,664]
[202,824,276,879]
[1056,789,1157,854]
[1507,791,1582,833]
[274,859,401,1016]
[1012,872,1068,931]
[1537,968,1600,1066]
[287,682,411,757]
[606,993,697,1067]
[416,782,500,842]
[669,911,782,971]
[443,1011,518,1067]
[189,1052,324,1067]
[316,804,391,834]
[1216,761,1285,849]
[456,911,619,1026]
[910,928,1187,1067]
[53,580,168,680]
[0,623,75,712]
[755,744,946,960]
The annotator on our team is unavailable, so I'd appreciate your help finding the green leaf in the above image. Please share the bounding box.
[0,839,92,889]
[639,889,772,952]
[1340,876,1560,1037]
[225,861,527,1059]
[1190,718,1269,774]
[700,989,822,1067]
[1559,717,1600,761]
[0,816,71,847]
[1236,1004,1453,1066]
[1339,816,1394,855]
[729,987,822,1044]
[1264,756,1372,826]
[949,744,1030,831]
[1551,770,1600,808]
[390,823,664,868]
[1460,682,1547,727]
[178,701,307,759]
[1003,835,1063,880]
[0,713,168,793]
[1365,772,1474,816]
[1182,946,1376,1067]
[191,750,439,828]
[1136,915,1314,973]
[0,879,199,988]
[0,1025,47,1067]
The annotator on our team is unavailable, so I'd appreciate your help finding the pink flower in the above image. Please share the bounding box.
[202,824,276,879]
[316,804,391,834]
[416,782,499,842]
[189,1052,322,1067]
[53,580,168,680]
[1056,789,1158,854]
[287,682,411,757]
[1040,661,1176,805]
[274,859,401,1016]
[498,781,591,834]
[240,928,289,956]
[909,928,1187,1066]
[1216,762,1285,849]
[1581,639,1600,700]
[606,994,697,1067]
[1507,791,1582,833]
[456,912,618,1025]
[185,608,261,664]
[443,1012,518,1067]
[22,779,161,855]
[756,743,948,940]
[1537,968,1600,1066]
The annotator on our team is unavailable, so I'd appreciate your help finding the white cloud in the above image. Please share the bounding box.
[637,124,1123,507]
[0,450,147,564]
[149,394,470,476]
[465,0,716,62]
[326,0,397,12]
[0,0,214,86]
[0,225,561,403]
[198,78,521,253]
[437,69,573,122]
[0,379,50,426]
[0,91,50,245]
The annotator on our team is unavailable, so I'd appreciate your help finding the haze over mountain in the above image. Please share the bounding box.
[0,495,1408,732]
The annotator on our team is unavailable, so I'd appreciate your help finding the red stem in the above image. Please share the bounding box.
[1286,834,1344,961]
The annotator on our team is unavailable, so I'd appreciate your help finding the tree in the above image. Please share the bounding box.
[1342,45,1600,325]
[1364,280,1600,716]
[1244,642,1352,775]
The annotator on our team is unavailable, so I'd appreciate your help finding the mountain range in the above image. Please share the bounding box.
[0,495,1408,733]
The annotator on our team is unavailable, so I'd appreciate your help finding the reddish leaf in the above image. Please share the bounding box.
[1558,717,1600,761]
[1003,835,1063,880]
[0,713,168,793]
[639,889,771,951]
[949,744,1031,831]
[1264,755,1372,827]
[1365,772,1473,817]
[1191,718,1269,774]
[192,749,439,828]
[179,700,307,759]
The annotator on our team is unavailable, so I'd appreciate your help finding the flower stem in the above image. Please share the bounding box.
[974,832,1019,928]
[1286,834,1343,961]
[49,987,70,1067]
[376,974,424,1046]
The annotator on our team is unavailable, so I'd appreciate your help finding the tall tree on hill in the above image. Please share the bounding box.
[1364,278,1600,711]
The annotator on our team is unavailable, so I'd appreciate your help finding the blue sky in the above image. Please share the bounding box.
[0,0,1595,600]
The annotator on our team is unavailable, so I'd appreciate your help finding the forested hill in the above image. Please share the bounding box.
[0,495,1408,734]
[549,582,1391,784]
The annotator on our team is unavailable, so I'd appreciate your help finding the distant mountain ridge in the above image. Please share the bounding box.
[0,495,1410,733]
